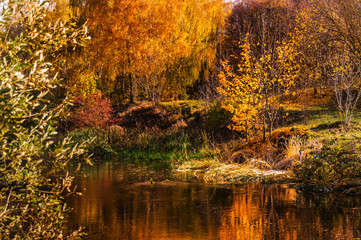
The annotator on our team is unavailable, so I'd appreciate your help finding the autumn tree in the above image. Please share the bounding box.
[324,45,361,127]
[136,0,190,102]
[288,6,323,117]
[219,33,299,141]
[218,41,262,141]
[164,0,229,101]
[69,0,176,101]
[220,0,298,140]
[47,0,72,21]
[219,0,300,141]
[222,0,297,70]
[302,0,361,127]
[67,0,228,103]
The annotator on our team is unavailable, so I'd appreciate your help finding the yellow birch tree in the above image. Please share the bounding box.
[219,33,300,141]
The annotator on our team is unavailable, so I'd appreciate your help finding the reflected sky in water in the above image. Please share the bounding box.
[66,162,361,240]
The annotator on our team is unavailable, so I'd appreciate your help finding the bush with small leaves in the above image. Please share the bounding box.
[205,102,233,131]
[0,1,88,239]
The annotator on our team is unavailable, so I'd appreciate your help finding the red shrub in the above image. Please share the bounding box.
[67,92,113,129]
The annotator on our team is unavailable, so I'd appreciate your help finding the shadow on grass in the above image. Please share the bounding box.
[311,121,343,130]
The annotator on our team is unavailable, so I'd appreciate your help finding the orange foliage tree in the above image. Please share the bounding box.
[67,0,228,103]
[218,39,262,141]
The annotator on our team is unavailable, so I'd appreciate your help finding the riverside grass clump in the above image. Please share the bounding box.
[70,128,116,158]
[176,160,289,183]
[0,1,89,239]
[67,99,224,163]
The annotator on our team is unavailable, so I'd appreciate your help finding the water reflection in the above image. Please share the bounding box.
[67,162,361,239]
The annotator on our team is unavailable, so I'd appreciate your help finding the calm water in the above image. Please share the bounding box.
[67,162,361,240]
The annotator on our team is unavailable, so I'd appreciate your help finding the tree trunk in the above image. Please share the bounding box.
[263,113,266,143]
[268,122,272,142]
[245,121,248,142]
[122,76,125,102]
[129,73,134,103]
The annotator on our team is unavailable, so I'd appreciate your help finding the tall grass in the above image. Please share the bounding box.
[273,136,306,170]
[70,128,116,158]
[70,126,219,164]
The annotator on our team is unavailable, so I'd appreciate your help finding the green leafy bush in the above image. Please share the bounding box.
[293,146,361,183]
[0,1,88,239]
[205,102,233,131]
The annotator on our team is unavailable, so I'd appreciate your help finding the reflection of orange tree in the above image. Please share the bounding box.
[114,186,234,240]
[68,162,114,234]
[217,185,361,240]
[217,184,297,240]
[68,163,361,240]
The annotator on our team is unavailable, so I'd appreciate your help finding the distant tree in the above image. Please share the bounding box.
[307,0,361,127]
[222,0,297,71]
[164,0,229,101]
[325,46,361,127]
[290,6,324,115]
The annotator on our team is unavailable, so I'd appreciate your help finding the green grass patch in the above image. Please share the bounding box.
[69,125,220,166]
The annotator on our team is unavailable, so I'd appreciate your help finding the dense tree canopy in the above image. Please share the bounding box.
[65,0,229,103]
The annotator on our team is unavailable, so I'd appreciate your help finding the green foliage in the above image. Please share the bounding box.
[205,102,233,131]
[293,146,361,183]
[70,124,219,164]
[0,0,88,239]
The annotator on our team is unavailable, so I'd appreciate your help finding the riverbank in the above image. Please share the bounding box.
[173,160,361,195]
[66,96,361,193]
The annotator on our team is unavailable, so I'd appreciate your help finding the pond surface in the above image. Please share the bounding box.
[67,162,361,240]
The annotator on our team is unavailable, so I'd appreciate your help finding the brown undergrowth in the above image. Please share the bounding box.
[174,126,310,184]
[221,126,309,169]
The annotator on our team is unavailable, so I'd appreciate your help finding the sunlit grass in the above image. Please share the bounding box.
[161,99,205,109]
[280,88,334,111]
[176,160,290,183]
